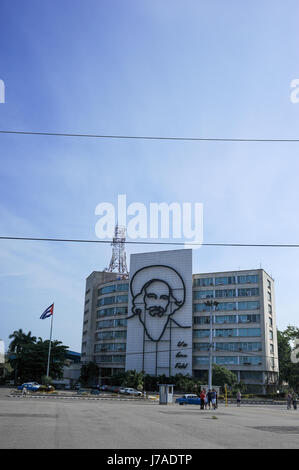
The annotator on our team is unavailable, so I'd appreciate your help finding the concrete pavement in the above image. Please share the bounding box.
[0,388,299,449]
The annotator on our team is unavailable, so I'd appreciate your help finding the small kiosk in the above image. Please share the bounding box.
[158,384,175,405]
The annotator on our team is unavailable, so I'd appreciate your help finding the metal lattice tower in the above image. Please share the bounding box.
[106,225,128,277]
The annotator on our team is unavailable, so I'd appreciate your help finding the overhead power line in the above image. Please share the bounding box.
[1,236,299,248]
[1,129,299,142]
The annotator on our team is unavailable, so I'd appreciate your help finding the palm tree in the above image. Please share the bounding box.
[8,329,36,383]
[9,329,36,353]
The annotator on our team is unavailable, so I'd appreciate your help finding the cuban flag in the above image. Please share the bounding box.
[40,303,54,319]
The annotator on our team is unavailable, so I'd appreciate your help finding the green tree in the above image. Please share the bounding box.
[212,364,238,391]
[8,331,68,383]
[8,329,37,384]
[277,325,299,390]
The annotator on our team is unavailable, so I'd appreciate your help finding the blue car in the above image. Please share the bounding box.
[175,394,201,405]
[17,382,41,392]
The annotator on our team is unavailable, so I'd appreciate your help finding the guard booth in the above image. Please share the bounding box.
[158,384,174,405]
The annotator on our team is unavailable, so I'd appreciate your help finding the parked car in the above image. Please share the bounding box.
[124,388,142,396]
[17,382,41,392]
[119,387,127,394]
[100,385,108,391]
[90,389,100,395]
[175,394,201,405]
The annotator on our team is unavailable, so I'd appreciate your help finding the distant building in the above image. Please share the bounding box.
[81,249,279,394]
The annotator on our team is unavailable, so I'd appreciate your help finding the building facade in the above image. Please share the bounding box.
[81,250,279,393]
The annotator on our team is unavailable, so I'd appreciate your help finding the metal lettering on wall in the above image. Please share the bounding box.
[175,340,188,369]
[127,265,191,375]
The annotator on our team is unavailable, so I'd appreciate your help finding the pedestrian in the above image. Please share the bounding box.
[22,385,27,397]
[287,392,292,410]
[292,392,297,410]
[204,393,209,409]
[207,389,212,409]
[200,389,206,410]
[236,390,241,407]
[211,389,217,410]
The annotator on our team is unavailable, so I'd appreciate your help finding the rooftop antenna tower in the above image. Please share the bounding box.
[106,225,129,278]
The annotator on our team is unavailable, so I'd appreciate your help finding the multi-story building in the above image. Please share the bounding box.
[81,250,279,393]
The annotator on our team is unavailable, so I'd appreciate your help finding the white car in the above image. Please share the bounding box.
[119,387,127,394]
[124,388,142,396]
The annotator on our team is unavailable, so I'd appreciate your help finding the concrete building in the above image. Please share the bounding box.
[81,250,279,393]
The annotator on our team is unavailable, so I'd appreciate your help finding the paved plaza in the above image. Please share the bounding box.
[0,388,298,449]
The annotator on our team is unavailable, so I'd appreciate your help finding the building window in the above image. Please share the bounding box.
[214,315,236,324]
[270,343,274,354]
[269,330,273,340]
[193,290,214,300]
[94,343,126,353]
[193,356,209,365]
[238,314,260,324]
[98,283,129,296]
[240,371,263,381]
[214,329,237,337]
[237,275,259,284]
[193,343,210,351]
[215,356,238,365]
[215,302,237,311]
[215,289,236,298]
[268,304,272,315]
[239,356,262,365]
[238,301,260,310]
[193,278,214,287]
[238,328,261,337]
[96,318,127,329]
[268,291,272,302]
[193,303,212,313]
[267,279,271,290]
[238,288,259,297]
[215,276,236,286]
[193,316,210,325]
[193,329,210,338]
[97,355,126,364]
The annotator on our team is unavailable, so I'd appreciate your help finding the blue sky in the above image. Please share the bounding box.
[0,0,299,352]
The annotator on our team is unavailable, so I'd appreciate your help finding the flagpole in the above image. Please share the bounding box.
[46,304,54,377]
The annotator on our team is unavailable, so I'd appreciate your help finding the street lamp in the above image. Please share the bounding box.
[204,300,219,390]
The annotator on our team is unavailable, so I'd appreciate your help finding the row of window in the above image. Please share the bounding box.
[96,319,127,329]
[193,288,259,300]
[97,355,126,364]
[97,295,128,307]
[193,275,259,287]
[193,342,262,352]
[97,306,128,318]
[193,356,263,366]
[194,328,261,338]
[94,343,126,352]
[193,301,260,312]
[193,314,260,325]
[95,330,127,340]
[98,283,129,296]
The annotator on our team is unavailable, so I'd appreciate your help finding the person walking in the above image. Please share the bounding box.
[211,389,217,410]
[292,392,298,410]
[207,389,212,409]
[200,389,206,410]
[22,385,27,397]
[287,392,292,410]
[236,390,241,407]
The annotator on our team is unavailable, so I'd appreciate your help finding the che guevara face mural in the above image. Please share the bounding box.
[127,265,189,342]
